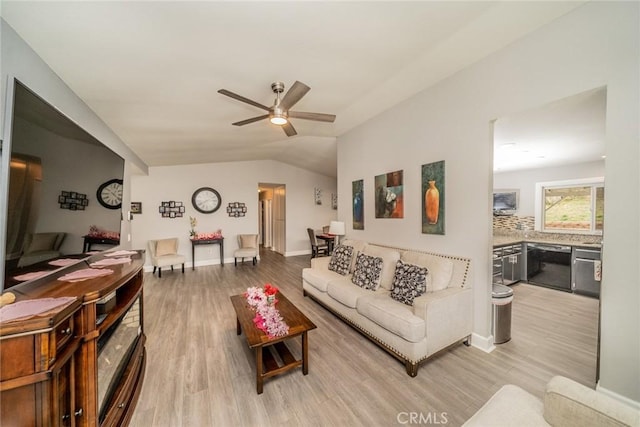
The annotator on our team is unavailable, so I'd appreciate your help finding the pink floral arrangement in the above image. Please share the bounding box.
[192,229,223,240]
[244,284,289,338]
[88,225,120,240]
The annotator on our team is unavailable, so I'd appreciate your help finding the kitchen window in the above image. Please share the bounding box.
[535,178,604,234]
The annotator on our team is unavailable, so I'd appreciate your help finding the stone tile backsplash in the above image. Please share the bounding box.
[493,215,602,244]
[493,215,535,230]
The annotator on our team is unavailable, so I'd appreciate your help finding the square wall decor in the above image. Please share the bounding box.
[374,170,403,218]
[159,201,185,218]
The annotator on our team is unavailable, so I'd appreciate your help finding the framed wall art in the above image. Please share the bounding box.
[352,179,364,230]
[422,160,445,235]
[131,202,142,214]
[374,170,403,218]
[227,202,247,217]
[158,201,185,218]
[314,187,322,205]
[59,190,88,210]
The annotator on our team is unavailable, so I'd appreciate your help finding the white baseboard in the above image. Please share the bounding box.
[144,257,244,273]
[285,250,312,257]
[470,332,495,353]
[596,382,640,410]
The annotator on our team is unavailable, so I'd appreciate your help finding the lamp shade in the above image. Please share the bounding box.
[329,221,345,236]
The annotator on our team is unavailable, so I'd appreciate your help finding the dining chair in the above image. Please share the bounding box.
[307,228,329,258]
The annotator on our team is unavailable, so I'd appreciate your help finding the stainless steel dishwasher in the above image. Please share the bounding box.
[572,247,602,298]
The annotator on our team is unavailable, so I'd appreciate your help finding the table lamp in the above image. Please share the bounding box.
[329,220,346,246]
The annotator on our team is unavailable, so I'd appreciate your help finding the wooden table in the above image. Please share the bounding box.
[316,233,336,254]
[190,237,224,269]
[230,291,317,394]
[83,235,120,252]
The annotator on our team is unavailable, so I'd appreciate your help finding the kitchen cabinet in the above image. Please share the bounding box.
[572,247,602,298]
[492,244,523,285]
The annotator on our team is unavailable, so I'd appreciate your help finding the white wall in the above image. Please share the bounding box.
[1,20,148,283]
[131,160,336,267]
[494,160,605,216]
[337,2,639,404]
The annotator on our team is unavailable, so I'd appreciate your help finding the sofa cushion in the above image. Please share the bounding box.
[240,234,257,248]
[462,384,547,427]
[362,244,401,290]
[342,239,367,272]
[327,278,377,309]
[356,294,425,343]
[390,260,428,305]
[401,251,453,291]
[328,245,353,276]
[26,233,59,253]
[351,253,383,290]
[303,267,345,293]
[156,239,177,256]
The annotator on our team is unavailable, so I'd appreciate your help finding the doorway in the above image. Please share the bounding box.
[491,87,606,384]
[258,183,286,255]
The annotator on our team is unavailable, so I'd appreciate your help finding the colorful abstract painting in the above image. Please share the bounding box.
[352,179,364,229]
[374,170,404,218]
[422,160,445,235]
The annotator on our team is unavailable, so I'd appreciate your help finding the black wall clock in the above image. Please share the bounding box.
[192,187,221,214]
[97,178,123,209]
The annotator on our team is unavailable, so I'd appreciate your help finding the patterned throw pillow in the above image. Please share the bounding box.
[328,245,354,276]
[390,260,429,305]
[351,253,383,290]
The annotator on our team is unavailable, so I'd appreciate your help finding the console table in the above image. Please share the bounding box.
[83,235,120,252]
[191,237,224,269]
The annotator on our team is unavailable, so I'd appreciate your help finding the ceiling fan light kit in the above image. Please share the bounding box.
[218,80,336,137]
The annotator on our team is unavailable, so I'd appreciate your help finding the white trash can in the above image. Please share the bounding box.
[492,283,514,344]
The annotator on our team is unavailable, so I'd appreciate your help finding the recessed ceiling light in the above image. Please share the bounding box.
[501,143,516,148]
[537,155,545,159]
[601,155,606,159]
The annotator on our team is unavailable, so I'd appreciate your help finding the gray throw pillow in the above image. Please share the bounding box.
[390,260,428,305]
[351,252,383,290]
[328,245,353,276]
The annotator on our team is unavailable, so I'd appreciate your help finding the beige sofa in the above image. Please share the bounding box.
[302,239,472,376]
[463,376,640,427]
[17,232,66,267]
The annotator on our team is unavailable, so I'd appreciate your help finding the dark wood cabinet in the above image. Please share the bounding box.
[0,251,146,427]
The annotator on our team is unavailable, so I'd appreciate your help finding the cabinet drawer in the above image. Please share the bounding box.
[54,314,75,353]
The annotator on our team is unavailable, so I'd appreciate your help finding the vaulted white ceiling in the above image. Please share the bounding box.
[1,1,588,177]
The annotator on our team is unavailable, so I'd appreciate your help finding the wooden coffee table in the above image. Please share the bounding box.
[230,291,317,394]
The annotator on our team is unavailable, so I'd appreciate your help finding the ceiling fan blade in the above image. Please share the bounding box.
[232,114,269,126]
[218,89,270,111]
[280,81,310,111]
[288,111,336,123]
[282,121,297,137]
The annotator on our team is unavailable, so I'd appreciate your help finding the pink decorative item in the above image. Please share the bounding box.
[58,268,114,282]
[88,225,120,241]
[192,229,223,240]
[244,284,289,338]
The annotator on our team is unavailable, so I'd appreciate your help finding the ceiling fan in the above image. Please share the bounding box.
[218,81,336,137]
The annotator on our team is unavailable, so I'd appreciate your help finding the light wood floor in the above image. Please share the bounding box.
[128,248,599,427]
